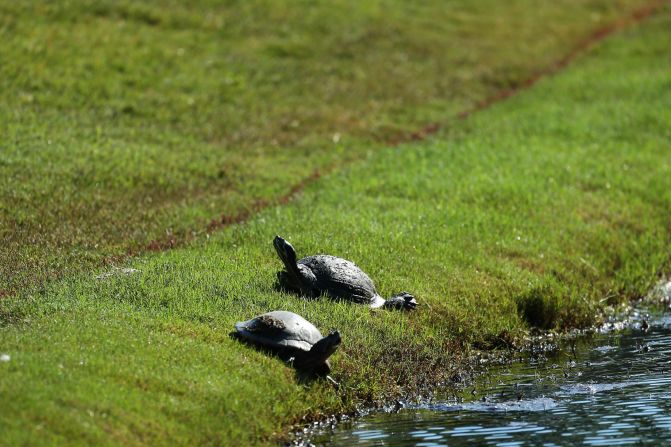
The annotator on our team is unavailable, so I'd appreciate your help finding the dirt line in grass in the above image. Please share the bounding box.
[142,169,325,252]
[454,0,668,121]
[390,0,669,143]
[138,0,667,258]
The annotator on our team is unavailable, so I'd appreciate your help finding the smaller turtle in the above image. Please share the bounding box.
[233,311,341,378]
[273,235,417,310]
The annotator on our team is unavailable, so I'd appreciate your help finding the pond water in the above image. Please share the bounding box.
[305,305,671,446]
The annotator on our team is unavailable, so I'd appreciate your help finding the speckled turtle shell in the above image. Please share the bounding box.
[298,255,386,307]
[234,310,324,352]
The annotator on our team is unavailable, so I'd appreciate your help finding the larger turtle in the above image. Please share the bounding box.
[273,235,417,310]
[233,310,341,377]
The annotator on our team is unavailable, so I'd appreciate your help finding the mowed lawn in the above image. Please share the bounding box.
[1,6,670,445]
[0,0,655,292]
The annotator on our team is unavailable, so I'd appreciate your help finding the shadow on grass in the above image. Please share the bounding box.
[516,286,560,330]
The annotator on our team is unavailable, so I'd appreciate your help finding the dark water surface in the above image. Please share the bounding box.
[308,306,671,446]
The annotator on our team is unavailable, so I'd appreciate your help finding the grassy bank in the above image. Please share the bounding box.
[0,0,655,292]
[2,5,671,446]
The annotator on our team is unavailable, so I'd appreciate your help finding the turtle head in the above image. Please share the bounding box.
[274,235,318,295]
[295,330,341,375]
[274,235,306,292]
[273,235,298,269]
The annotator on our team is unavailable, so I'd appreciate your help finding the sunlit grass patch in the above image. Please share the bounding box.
[0,0,655,292]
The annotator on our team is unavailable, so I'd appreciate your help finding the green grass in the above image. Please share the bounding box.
[2,6,671,445]
[0,0,655,292]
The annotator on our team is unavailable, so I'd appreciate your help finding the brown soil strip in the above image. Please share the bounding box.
[387,0,668,144]
[140,169,326,253]
[454,0,668,121]
[206,169,324,235]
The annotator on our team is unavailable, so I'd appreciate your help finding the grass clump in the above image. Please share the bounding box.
[1,5,671,446]
[0,0,655,292]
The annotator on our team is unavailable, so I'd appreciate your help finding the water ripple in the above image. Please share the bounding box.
[309,308,671,446]
[430,397,558,413]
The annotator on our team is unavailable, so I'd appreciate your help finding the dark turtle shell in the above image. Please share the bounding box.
[298,255,386,308]
[234,311,324,352]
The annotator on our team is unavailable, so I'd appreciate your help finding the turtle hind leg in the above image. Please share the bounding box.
[384,292,417,311]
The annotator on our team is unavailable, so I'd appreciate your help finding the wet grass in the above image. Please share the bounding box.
[0,0,655,292]
[2,6,671,445]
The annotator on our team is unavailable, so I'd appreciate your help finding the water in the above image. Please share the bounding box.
[307,308,671,446]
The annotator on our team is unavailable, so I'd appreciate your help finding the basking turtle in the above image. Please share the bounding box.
[233,310,341,377]
[273,235,417,310]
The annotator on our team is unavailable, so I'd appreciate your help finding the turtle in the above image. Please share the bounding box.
[232,310,341,377]
[273,235,417,310]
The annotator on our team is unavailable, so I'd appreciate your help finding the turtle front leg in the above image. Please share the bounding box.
[277,268,319,298]
[276,270,301,293]
[326,375,340,389]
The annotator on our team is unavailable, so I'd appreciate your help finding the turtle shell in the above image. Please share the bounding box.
[234,311,324,352]
[298,255,385,308]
